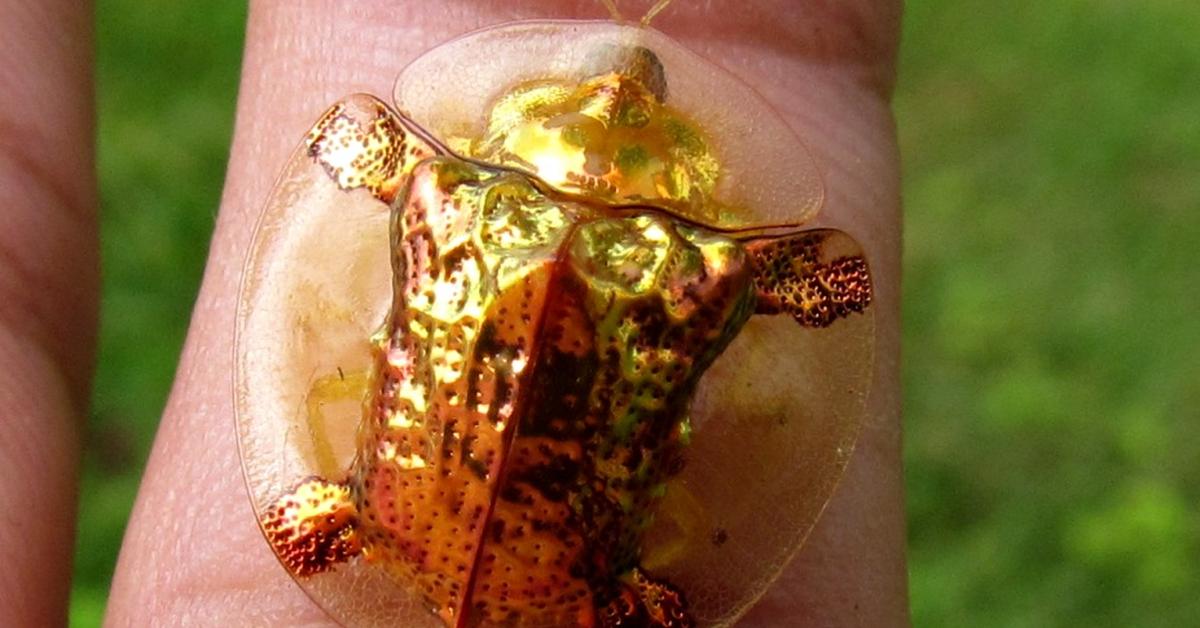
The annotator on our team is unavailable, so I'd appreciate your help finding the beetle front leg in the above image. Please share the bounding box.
[745,228,873,327]
[304,93,439,204]
[304,368,369,479]
[641,479,709,572]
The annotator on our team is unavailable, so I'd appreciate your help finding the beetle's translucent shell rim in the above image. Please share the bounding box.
[393,20,825,230]
[234,154,432,624]
[235,19,873,628]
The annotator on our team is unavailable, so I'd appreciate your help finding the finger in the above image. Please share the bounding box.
[107,1,904,625]
[0,0,97,626]
[724,5,908,625]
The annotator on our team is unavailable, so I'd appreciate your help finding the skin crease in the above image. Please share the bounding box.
[56,0,898,626]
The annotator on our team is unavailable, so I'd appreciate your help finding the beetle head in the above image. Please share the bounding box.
[467,43,722,218]
[580,43,668,102]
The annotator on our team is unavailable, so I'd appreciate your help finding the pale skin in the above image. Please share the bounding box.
[0,1,905,625]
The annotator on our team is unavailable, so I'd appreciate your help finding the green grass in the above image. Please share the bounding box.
[78,1,1199,626]
[899,1,1200,626]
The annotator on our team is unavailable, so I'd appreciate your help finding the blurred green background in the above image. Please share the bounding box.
[80,0,1199,626]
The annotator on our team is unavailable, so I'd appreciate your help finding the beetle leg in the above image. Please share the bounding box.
[305,93,439,204]
[258,368,369,577]
[600,568,694,628]
[260,477,362,577]
[641,480,709,572]
[304,368,369,479]
[745,228,873,327]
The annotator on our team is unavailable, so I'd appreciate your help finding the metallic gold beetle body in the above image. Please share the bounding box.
[247,26,872,628]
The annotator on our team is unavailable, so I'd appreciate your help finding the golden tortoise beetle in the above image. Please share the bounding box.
[235,5,875,627]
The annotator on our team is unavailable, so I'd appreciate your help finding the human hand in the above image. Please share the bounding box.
[0,1,905,625]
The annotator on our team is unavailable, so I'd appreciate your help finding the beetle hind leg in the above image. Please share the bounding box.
[261,477,362,577]
[600,568,695,628]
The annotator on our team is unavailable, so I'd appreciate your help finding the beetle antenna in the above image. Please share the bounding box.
[640,0,672,26]
[600,0,624,21]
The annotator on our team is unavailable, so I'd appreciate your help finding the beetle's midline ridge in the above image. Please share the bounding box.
[450,227,575,628]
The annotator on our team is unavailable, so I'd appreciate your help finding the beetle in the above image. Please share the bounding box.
[235,3,875,627]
